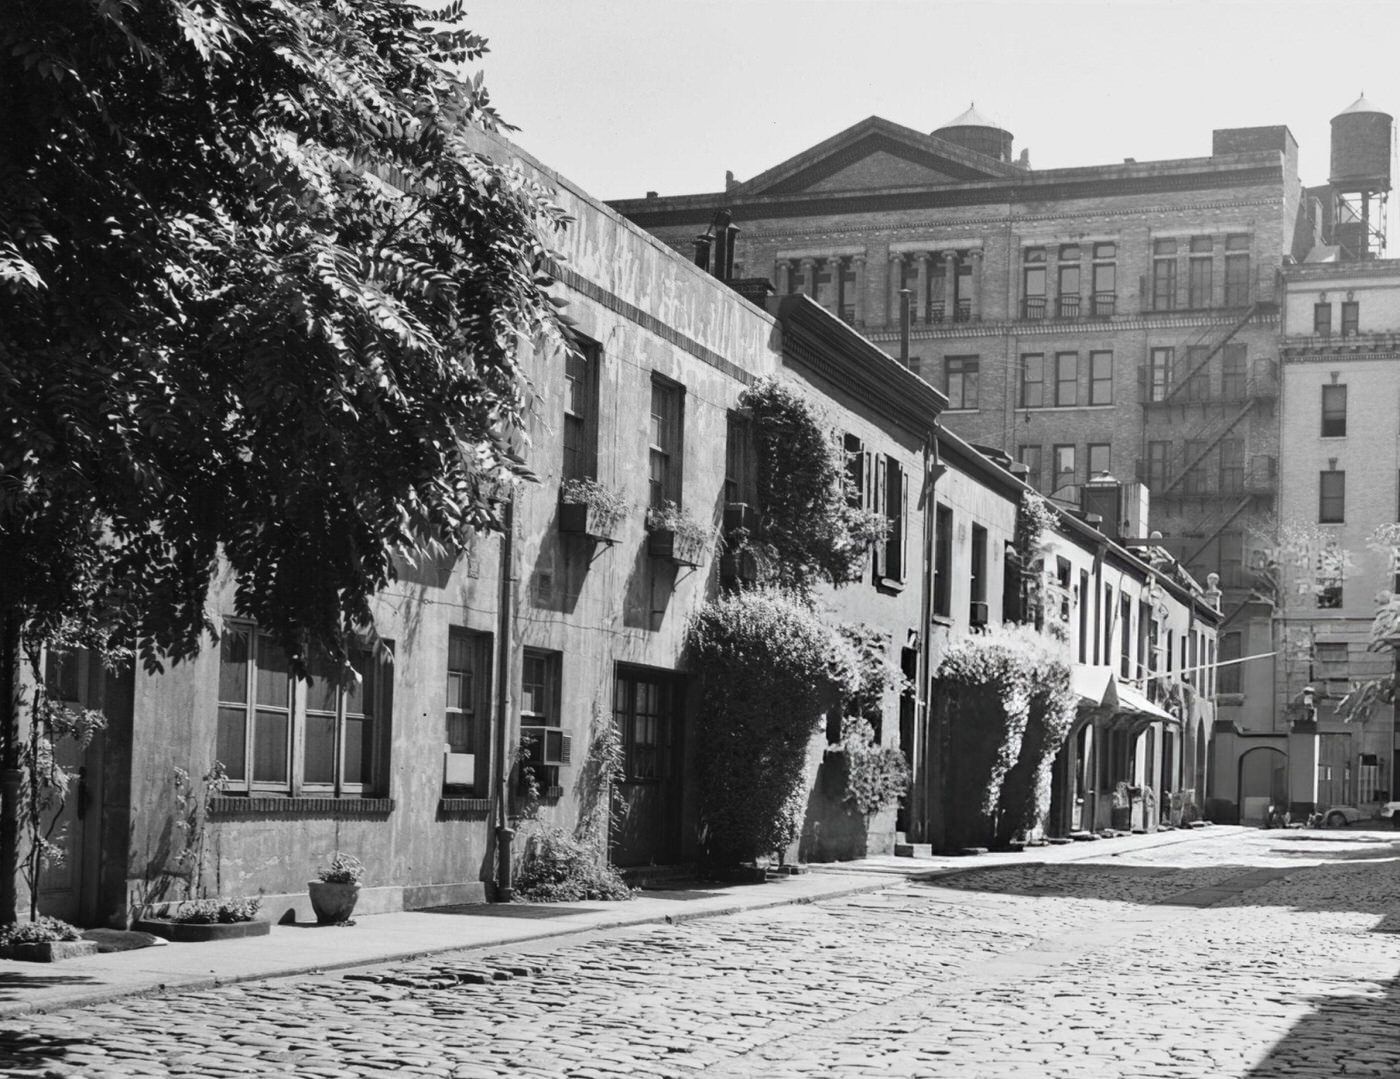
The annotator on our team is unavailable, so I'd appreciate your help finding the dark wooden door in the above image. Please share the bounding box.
[611,668,682,868]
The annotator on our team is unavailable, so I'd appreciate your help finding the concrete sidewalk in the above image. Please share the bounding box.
[0,825,1245,1018]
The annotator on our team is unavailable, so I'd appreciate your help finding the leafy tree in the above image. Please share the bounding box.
[0,0,566,921]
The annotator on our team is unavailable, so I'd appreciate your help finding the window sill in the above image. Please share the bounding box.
[931,613,954,627]
[1015,405,1116,413]
[439,796,491,816]
[875,576,907,594]
[209,796,395,819]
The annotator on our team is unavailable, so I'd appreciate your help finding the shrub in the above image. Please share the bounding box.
[317,852,366,884]
[688,589,860,867]
[836,717,911,816]
[515,827,632,902]
[933,623,1074,849]
[172,896,262,924]
[0,916,82,946]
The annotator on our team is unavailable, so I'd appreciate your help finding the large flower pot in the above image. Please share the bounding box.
[308,880,362,925]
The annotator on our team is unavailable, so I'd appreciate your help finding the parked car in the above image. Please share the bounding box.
[1321,805,1365,828]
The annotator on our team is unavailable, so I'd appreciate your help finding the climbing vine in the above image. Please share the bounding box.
[738,378,887,595]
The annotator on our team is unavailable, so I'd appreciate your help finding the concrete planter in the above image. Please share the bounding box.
[135,918,270,943]
[2,939,101,962]
[308,880,362,925]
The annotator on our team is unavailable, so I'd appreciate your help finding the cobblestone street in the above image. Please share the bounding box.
[5,828,1400,1078]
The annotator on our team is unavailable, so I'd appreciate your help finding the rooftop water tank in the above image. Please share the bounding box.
[1330,94,1392,192]
[934,103,1014,164]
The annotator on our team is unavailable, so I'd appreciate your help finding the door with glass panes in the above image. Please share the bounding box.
[611,667,682,867]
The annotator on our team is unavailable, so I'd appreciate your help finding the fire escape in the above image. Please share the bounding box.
[1137,301,1279,580]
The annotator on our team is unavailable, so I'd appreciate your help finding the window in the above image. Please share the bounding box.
[923,257,942,322]
[945,355,979,410]
[1021,353,1045,408]
[1152,239,1177,311]
[1314,302,1332,336]
[1092,242,1117,315]
[1018,445,1042,491]
[1219,438,1244,494]
[1053,444,1076,490]
[648,377,684,509]
[1224,234,1251,306]
[839,260,856,323]
[1321,384,1347,437]
[1215,631,1241,694]
[1342,301,1359,337]
[1148,348,1173,402]
[1317,543,1344,608]
[1055,352,1078,406]
[1183,439,1209,495]
[1221,344,1246,398]
[1089,351,1113,405]
[1184,346,1210,401]
[1319,470,1345,523]
[970,524,988,621]
[1103,584,1114,667]
[817,260,837,313]
[876,456,908,585]
[1078,570,1090,664]
[614,669,676,782]
[1057,261,1081,318]
[1023,247,1047,319]
[1087,443,1111,479]
[1146,441,1171,491]
[725,412,756,508]
[519,649,567,779]
[1188,237,1213,307]
[1120,594,1132,679]
[445,629,491,791]
[564,337,600,482]
[1221,530,1244,589]
[218,624,390,795]
[933,503,953,617]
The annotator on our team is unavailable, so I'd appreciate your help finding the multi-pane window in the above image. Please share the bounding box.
[1023,247,1047,319]
[1220,529,1244,589]
[970,524,988,609]
[1342,301,1359,337]
[1221,344,1246,398]
[839,261,857,323]
[1092,242,1117,315]
[519,649,567,779]
[614,670,675,782]
[1152,239,1177,310]
[1018,445,1043,491]
[1224,234,1251,306]
[1089,351,1113,405]
[1148,348,1174,402]
[564,337,600,482]
[1058,257,1081,318]
[648,377,683,509]
[1321,384,1347,437]
[876,456,907,584]
[1087,443,1111,479]
[1183,439,1209,495]
[1314,302,1332,336]
[1188,236,1213,307]
[1146,441,1171,491]
[1021,353,1045,408]
[445,629,491,792]
[1120,594,1133,679]
[724,412,756,508]
[218,624,388,795]
[1218,631,1243,694]
[933,503,953,617]
[1184,346,1210,401]
[945,355,979,409]
[843,433,869,510]
[1055,352,1078,406]
[1053,444,1076,490]
[1219,438,1244,494]
[1319,470,1346,523]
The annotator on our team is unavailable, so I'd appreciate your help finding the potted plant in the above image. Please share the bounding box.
[559,478,627,542]
[1110,781,1133,832]
[136,896,269,942]
[309,851,365,925]
[0,916,99,962]
[645,500,710,567]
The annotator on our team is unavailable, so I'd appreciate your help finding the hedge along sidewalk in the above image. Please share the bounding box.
[0,826,1247,1019]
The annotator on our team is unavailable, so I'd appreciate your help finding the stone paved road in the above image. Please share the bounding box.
[5,827,1400,1078]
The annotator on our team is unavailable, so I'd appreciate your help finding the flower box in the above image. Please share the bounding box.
[134,917,270,943]
[645,501,709,568]
[2,939,101,963]
[558,480,626,543]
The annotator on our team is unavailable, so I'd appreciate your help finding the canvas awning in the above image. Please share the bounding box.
[1112,681,1179,725]
[1071,665,1118,710]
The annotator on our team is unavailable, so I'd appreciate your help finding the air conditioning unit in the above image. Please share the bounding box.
[969,600,990,627]
[443,747,476,786]
[520,726,572,767]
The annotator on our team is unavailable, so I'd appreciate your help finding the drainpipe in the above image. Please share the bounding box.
[915,423,942,844]
[493,494,516,901]
[899,289,912,367]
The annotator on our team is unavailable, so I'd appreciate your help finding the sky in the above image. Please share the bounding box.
[462,0,1400,219]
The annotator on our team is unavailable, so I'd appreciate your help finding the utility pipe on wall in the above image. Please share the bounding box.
[493,494,516,901]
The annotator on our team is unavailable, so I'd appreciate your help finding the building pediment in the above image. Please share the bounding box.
[734,117,1019,197]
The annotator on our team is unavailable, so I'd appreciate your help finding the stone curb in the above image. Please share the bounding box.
[0,825,1243,1018]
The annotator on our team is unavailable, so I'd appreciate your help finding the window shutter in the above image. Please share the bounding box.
[873,455,888,578]
[373,642,395,794]
[896,464,908,582]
